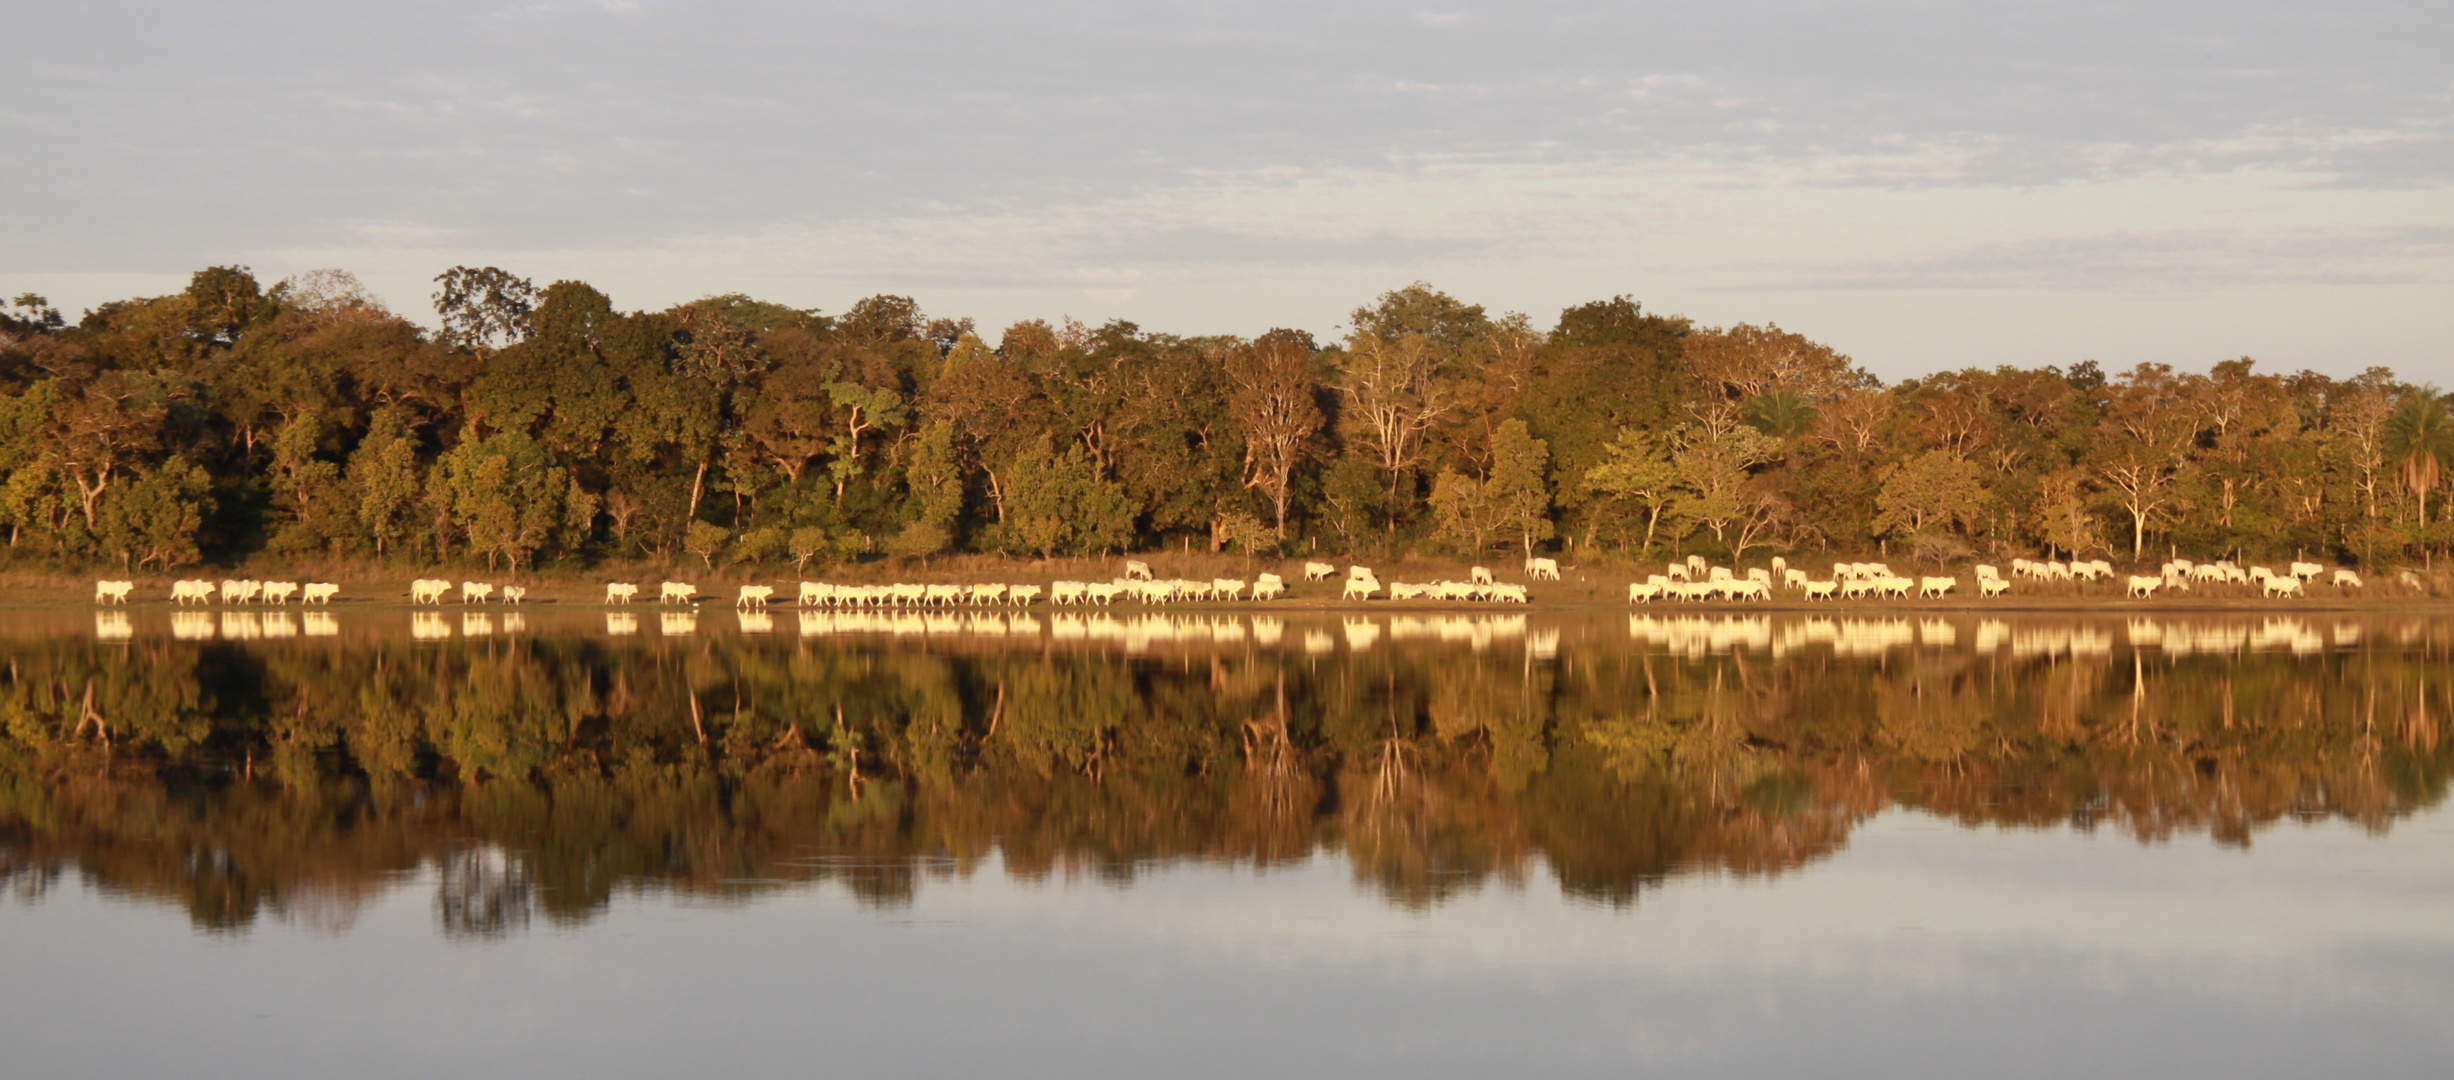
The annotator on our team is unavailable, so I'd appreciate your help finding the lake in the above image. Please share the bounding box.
[3,607,2450,1078]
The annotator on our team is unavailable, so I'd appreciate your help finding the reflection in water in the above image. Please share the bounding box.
[0,613,2448,936]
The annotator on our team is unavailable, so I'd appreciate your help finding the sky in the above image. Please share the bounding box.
[3,0,2449,382]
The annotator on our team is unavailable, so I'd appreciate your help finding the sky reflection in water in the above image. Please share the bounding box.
[3,610,2450,1078]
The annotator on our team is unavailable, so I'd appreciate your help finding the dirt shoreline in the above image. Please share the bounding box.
[12,558,2444,614]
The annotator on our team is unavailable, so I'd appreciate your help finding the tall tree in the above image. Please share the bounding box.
[1221,329,1323,533]
[431,267,538,361]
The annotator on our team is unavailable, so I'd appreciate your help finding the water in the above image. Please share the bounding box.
[3,608,2450,1078]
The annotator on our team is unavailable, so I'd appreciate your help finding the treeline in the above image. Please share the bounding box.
[1,267,2446,574]
[1,624,2447,930]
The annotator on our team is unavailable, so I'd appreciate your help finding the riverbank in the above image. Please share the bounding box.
[6,553,2447,614]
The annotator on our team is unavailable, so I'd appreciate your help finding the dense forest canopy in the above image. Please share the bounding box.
[0,267,2441,574]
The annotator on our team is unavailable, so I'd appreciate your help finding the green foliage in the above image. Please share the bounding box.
[95,456,212,569]
[1873,450,1990,539]
[993,442,1133,558]
[0,267,2444,571]
[1583,428,1689,556]
[430,432,597,571]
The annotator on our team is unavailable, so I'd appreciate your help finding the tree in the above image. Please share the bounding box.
[348,411,425,559]
[1672,423,1779,550]
[1872,450,1990,539]
[432,267,538,360]
[1222,329,1323,533]
[1584,428,1686,556]
[1335,332,1447,516]
[1487,419,1554,557]
[95,456,211,569]
[40,371,177,529]
[2092,364,2203,561]
[995,442,1134,558]
[2034,468,2105,558]
[1683,323,1856,403]
[431,432,596,571]
[2385,388,2454,529]
[1426,468,1491,553]
[891,419,965,558]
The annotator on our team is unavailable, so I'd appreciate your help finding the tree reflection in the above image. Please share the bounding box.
[0,615,2448,934]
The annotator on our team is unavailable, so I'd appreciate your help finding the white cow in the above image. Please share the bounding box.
[1250,579,1285,600]
[1628,582,1662,603]
[1470,566,1495,585]
[1348,565,1376,581]
[221,579,250,604]
[261,582,299,605]
[1978,577,2009,598]
[171,580,215,605]
[1525,557,1561,581]
[1124,560,1154,581]
[93,580,133,604]
[1008,584,1043,606]
[1303,562,1336,581]
[2332,569,2364,589]
[1918,576,1956,599]
[501,585,527,604]
[410,579,451,604]
[2126,575,2162,599]
[1342,576,1381,601]
[460,581,495,604]
[660,581,697,603]
[1802,581,1839,601]
[736,584,775,607]
[606,582,640,604]
[302,583,339,604]
[2263,575,2304,599]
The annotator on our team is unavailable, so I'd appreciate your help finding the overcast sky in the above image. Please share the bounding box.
[3,1,2448,381]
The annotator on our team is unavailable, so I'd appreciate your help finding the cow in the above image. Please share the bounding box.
[2263,575,2304,599]
[660,582,697,603]
[736,584,775,607]
[2332,569,2364,589]
[1802,581,1839,601]
[171,580,215,605]
[302,583,340,604]
[606,582,641,604]
[1918,576,1956,599]
[1123,560,1154,581]
[1303,562,1336,581]
[261,582,299,605]
[2126,575,2162,599]
[1470,566,1495,585]
[1978,577,2009,598]
[1251,579,1285,600]
[460,582,495,604]
[1342,576,1381,601]
[1628,582,1662,603]
[501,585,527,604]
[93,580,133,604]
[1524,557,1561,581]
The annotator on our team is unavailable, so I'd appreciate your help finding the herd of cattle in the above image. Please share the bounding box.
[80,553,2401,609]
[1625,554,2381,603]
[92,578,343,605]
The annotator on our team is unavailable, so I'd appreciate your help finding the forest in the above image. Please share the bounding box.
[1,266,2447,577]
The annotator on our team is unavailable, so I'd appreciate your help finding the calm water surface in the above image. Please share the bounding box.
[3,608,2450,1078]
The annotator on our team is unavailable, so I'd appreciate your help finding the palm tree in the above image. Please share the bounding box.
[2385,387,2454,528]
[1745,388,1819,439]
